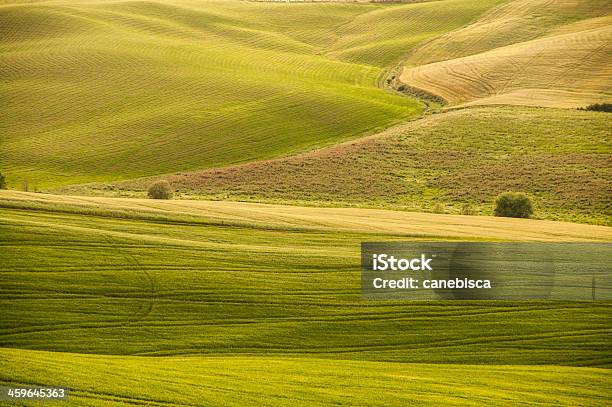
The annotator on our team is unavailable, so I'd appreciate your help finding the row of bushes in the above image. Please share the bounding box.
[147,180,534,218]
[0,173,536,219]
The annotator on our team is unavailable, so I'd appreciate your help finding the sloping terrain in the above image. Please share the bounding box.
[2,349,611,406]
[0,0,504,189]
[1,192,611,404]
[405,0,612,66]
[78,107,612,224]
[1,1,611,404]
[0,191,610,357]
[45,0,612,225]
[3,191,611,240]
[323,0,505,67]
[399,0,612,107]
[400,24,612,107]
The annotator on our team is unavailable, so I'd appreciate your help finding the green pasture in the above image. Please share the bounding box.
[0,195,610,406]
[0,0,503,189]
[0,196,610,366]
[1,349,610,406]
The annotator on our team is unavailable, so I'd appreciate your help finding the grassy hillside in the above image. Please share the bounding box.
[1,1,611,404]
[3,191,611,240]
[0,0,505,189]
[399,0,612,107]
[1,191,611,360]
[320,0,505,67]
[1,191,611,404]
[2,349,611,406]
[77,107,612,225]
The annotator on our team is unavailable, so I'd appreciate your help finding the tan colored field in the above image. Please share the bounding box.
[401,25,612,107]
[3,190,611,241]
[406,0,612,66]
[399,0,612,107]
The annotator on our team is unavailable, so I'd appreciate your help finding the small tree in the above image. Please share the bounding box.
[0,172,6,189]
[147,180,173,199]
[494,192,533,218]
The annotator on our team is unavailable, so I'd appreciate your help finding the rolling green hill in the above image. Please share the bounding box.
[81,106,612,224]
[33,0,610,225]
[1,191,611,404]
[0,0,505,189]
[2,1,612,405]
[2,349,611,406]
[1,192,610,359]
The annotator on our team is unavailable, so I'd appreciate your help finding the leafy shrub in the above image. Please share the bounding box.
[580,103,611,112]
[0,172,6,189]
[494,192,533,218]
[147,180,173,199]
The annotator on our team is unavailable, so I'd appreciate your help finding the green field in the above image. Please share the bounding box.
[1,0,611,405]
[2,349,611,406]
[1,192,611,404]
[23,0,609,225]
[0,0,508,189]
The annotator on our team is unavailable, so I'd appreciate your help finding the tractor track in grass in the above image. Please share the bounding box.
[101,233,158,326]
